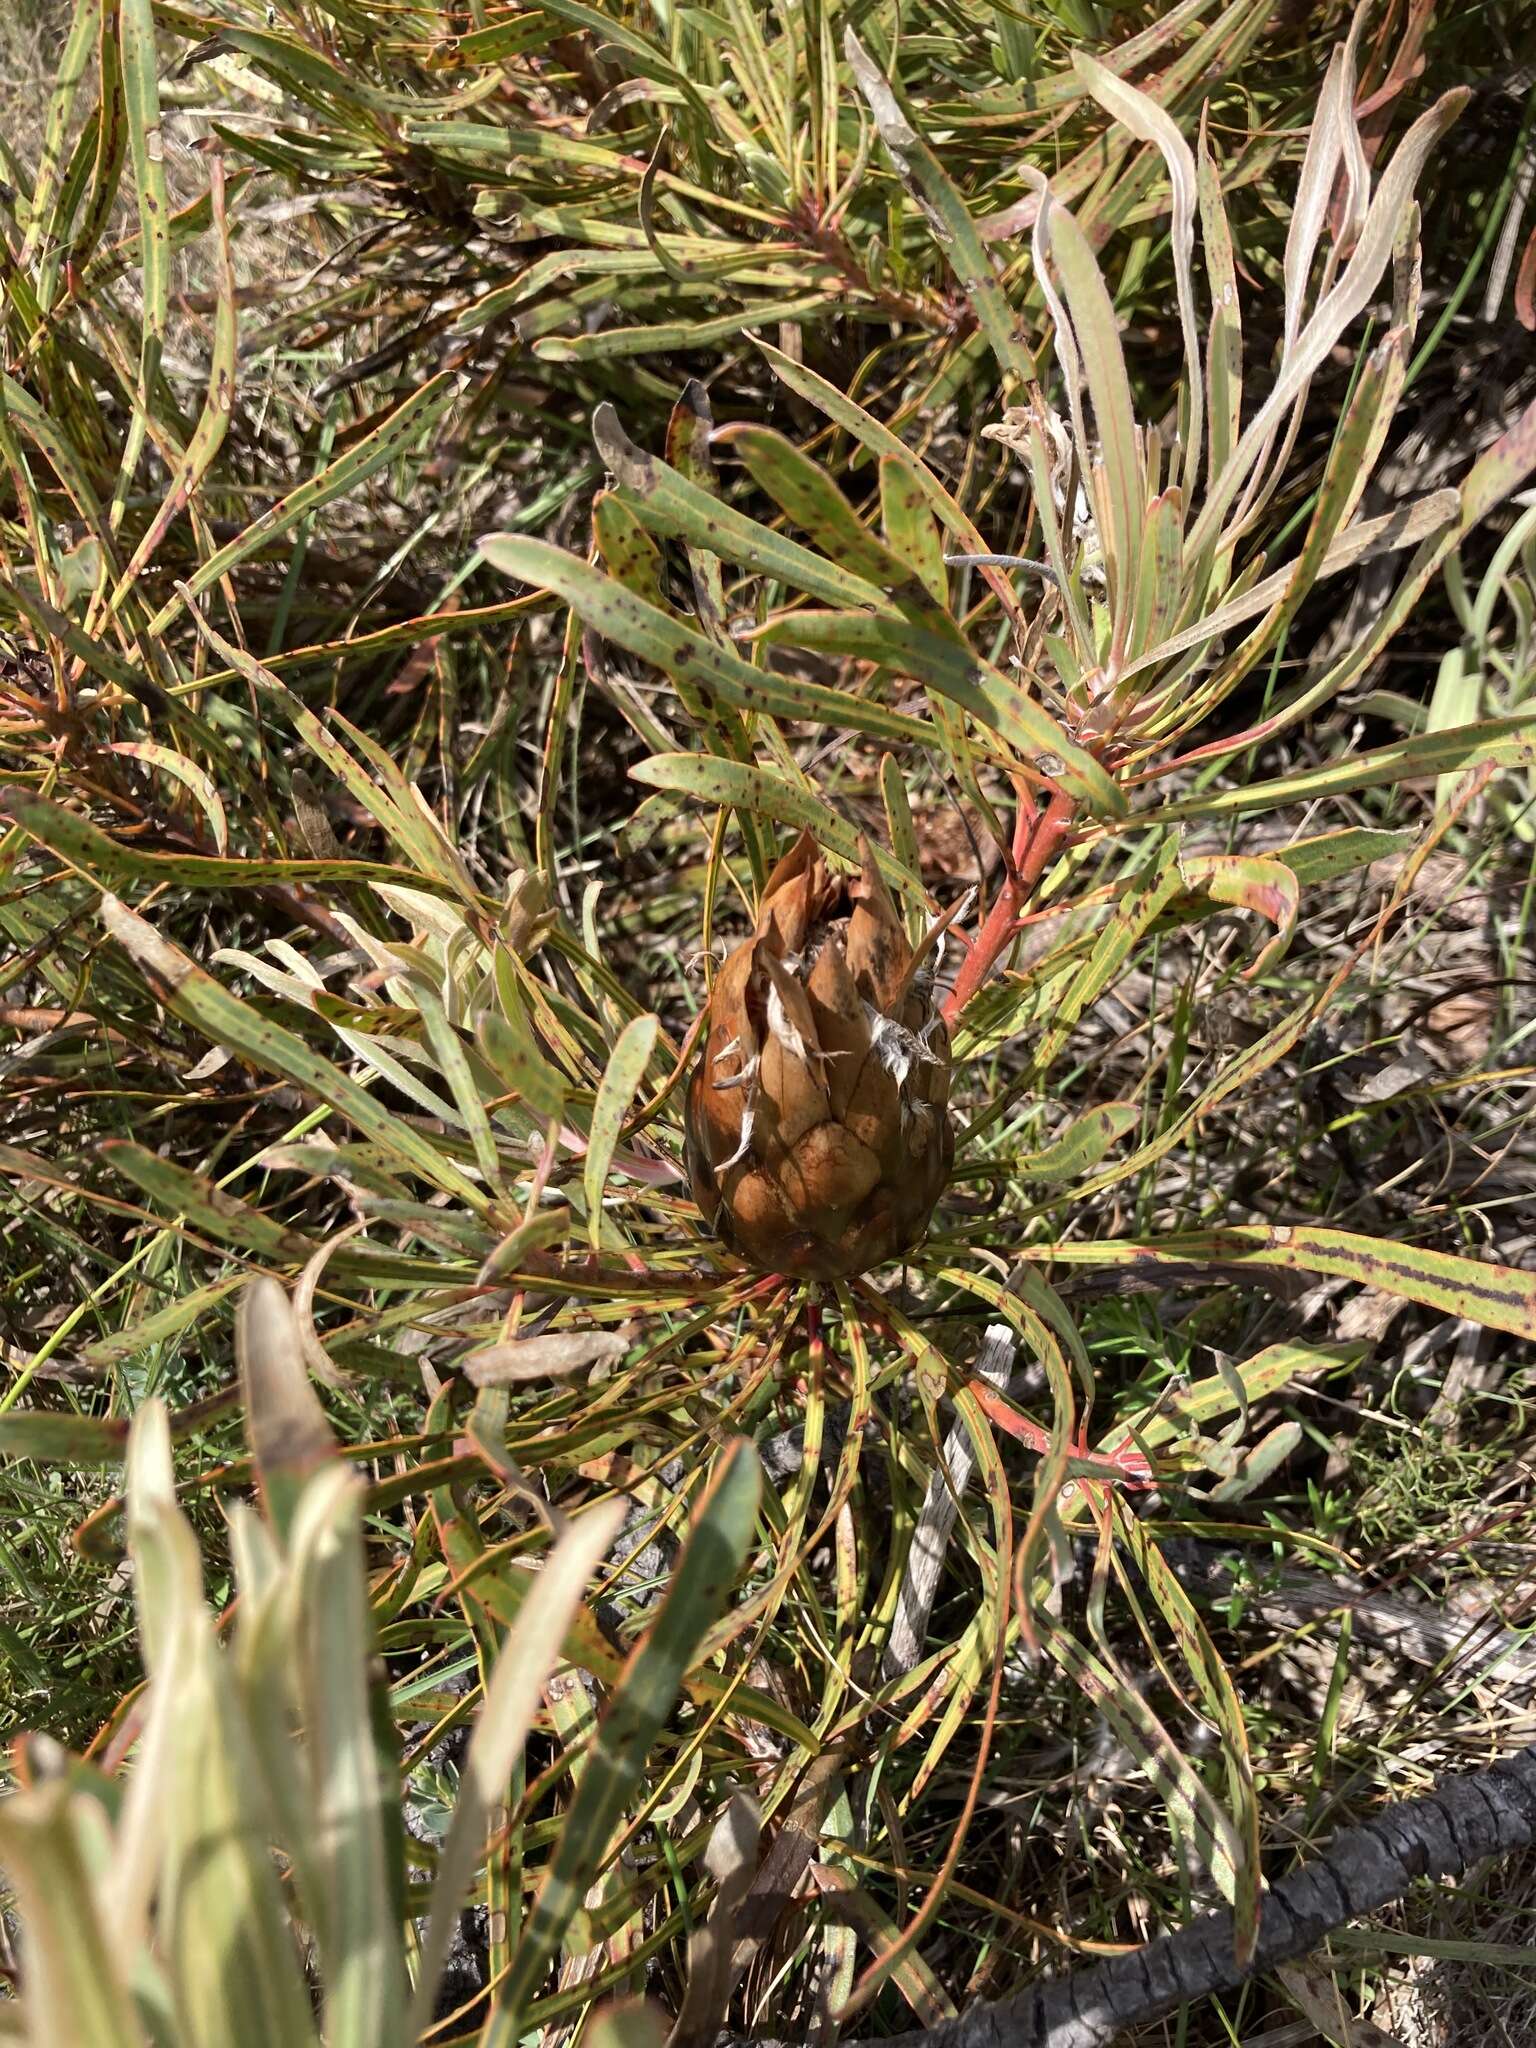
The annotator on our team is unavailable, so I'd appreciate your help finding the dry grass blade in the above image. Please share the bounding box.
[465,1330,631,1384]
[666,1793,763,2048]
[884,1323,1015,1681]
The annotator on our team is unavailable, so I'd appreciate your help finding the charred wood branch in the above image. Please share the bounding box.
[812,1746,1536,2048]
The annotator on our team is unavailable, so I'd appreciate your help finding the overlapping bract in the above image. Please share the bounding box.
[686,833,953,1281]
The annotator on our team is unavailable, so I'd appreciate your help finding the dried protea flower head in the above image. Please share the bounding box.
[686,831,953,1281]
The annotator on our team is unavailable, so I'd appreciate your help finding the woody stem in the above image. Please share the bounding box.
[941,791,1074,1025]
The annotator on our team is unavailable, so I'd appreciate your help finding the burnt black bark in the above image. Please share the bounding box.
[855,1745,1536,2048]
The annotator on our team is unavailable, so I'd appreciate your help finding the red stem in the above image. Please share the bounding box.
[942,790,1075,1025]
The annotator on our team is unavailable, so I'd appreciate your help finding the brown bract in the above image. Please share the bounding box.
[685,831,953,1281]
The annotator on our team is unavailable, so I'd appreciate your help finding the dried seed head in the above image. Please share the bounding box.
[685,831,954,1281]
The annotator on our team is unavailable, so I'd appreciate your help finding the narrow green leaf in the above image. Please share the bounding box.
[238,1279,336,1543]
[72,16,128,282]
[1268,827,1416,885]
[1062,981,1320,1200]
[629,756,924,905]
[0,1412,130,1465]
[178,606,475,897]
[104,1143,316,1260]
[100,740,230,856]
[879,755,924,939]
[0,787,417,891]
[18,0,103,273]
[113,152,238,591]
[0,574,145,698]
[1031,1228,1536,1340]
[1458,394,1536,536]
[535,292,832,360]
[593,492,667,604]
[714,422,958,629]
[1146,330,1422,700]
[585,1014,660,1250]
[1177,849,1299,976]
[116,0,169,526]
[147,375,456,636]
[1016,1103,1140,1183]
[845,33,1034,391]
[409,1501,627,2036]
[101,897,488,1209]
[1206,1421,1304,1502]
[1075,53,1202,495]
[754,342,1000,560]
[1127,489,1184,664]
[1197,117,1242,491]
[481,958,570,1124]
[880,457,948,602]
[749,609,1126,814]
[416,988,503,1190]
[1112,1507,1260,1960]
[1028,841,1183,1072]
[480,537,939,748]
[1042,1622,1242,1899]
[1032,175,1145,627]
[591,405,890,613]
[1134,712,1536,822]
[665,380,732,647]
[80,1276,245,1368]
[1137,1341,1360,1449]
[1,375,111,538]
[288,1466,410,2048]
[0,1784,143,2048]
[493,1442,762,2028]
[1428,647,1484,809]
[161,1622,322,2047]
[810,1869,957,2024]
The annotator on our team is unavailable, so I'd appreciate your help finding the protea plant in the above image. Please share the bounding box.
[685,831,953,1281]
